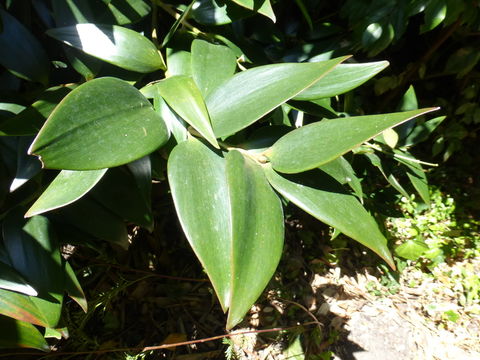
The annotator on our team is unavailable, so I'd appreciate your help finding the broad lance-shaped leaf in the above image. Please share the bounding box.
[191,39,237,97]
[168,138,231,311]
[0,86,73,137]
[2,212,64,327]
[29,77,169,170]
[90,166,154,231]
[264,166,395,269]
[0,289,50,327]
[395,151,430,205]
[168,139,284,329]
[0,262,37,296]
[0,9,49,84]
[47,23,166,73]
[231,0,276,21]
[207,56,349,138]
[25,169,107,217]
[0,316,50,351]
[154,76,219,148]
[226,150,284,329]
[267,108,438,174]
[294,61,389,100]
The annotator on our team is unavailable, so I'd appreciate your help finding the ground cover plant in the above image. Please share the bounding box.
[0,0,478,358]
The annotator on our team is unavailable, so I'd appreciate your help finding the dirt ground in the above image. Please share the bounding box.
[228,259,480,360]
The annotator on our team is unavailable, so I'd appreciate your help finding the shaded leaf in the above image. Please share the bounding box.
[403,116,445,147]
[0,86,73,136]
[161,1,195,48]
[267,108,438,174]
[319,156,363,199]
[25,169,107,217]
[2,212,64,327]
[29,77,169,170]
[0,262,37,296]
[0,9,49,84]
[64,261,87,312]
[264,166,395,268]
[56,196,129,249]
[154,96,188,143]
[90,166,153,230]
[0,316,50,351]
[47,23,165,72]
[10,137,42,192]
[395,151,430,205]
[207,57,348,137]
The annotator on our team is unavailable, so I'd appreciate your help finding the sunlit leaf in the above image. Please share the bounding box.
[155,75,219,148]
[47,23,165,72]
[231,0,276,21]
[25,169,107,217]
[29,77,169,170]
[294,62,389,100]
[207,57,348,137]
[264,166,395,269]
[267,108,438,174]
[191,39,237,97]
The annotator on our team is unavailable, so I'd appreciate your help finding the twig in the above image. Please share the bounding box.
[0,322,320,358]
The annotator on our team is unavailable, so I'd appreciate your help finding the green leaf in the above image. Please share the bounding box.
[166,49,192,77]
[29,77,169,170]
[168,139,231,311]
[46,23,166,72]
[394,85,419,141]
[64,46,102,80]
[191,0,232,25]
[421,0,447,33]
[294,62,389,100]
[0,9,50,84]
[155,75,219,148]
[168,140,284,329]
[395,152,430,205]
[191,39,237,97]
[10,137,42,192]
[154,96,188,143]
[225,150,283,329]
[395,239,428,260]
[99,0,151,25]
[0,262,37,296]
[25,169,107,217]
[264,166,395,269]
[56,196,129,249]
[0,86,73,136]
[90,166,153,230]
[160,0,195,48]
[2,212,64,327]
[403,116,445,146]
[64,262,87,312]
[0,316,50,351]
[231,0,276,21]
[267,108,438,174]
[319,156,363,200]
[0,289,49,327]
[207,57,348,137]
